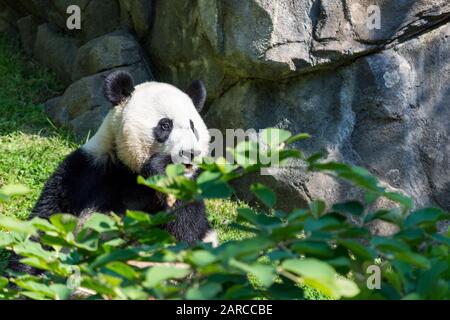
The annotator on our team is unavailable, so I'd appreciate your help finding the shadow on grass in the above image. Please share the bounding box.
[0,34,77,145]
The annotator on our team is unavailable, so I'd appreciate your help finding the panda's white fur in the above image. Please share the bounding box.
[84,82,210,173]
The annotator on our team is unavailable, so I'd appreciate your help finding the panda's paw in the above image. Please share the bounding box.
[202,230,219,248]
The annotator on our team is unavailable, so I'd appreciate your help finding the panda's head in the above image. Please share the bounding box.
[83,71,210,178]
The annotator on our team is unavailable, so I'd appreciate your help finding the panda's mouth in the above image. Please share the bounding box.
[183,163,196,178]
[140,153,199,179]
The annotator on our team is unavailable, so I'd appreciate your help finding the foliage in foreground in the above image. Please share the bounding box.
[0,129,449,300]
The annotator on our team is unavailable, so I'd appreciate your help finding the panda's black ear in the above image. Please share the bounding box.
[104,71,135,106]
[186,80,207,112]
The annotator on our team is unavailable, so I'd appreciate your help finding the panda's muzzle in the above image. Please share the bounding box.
[178,149,201,164]
[141,151,201,179]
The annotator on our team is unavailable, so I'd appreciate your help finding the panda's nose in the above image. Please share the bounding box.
[179,149,201,163]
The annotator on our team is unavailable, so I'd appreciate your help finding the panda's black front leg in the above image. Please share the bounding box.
[141,153,217,246]
[164,200,214,245]
[30,164,67,219]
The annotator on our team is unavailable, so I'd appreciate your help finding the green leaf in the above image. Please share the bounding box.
[144,266,191,288]
[285,133,311,145]
[304,216,341,232]
[333,201,364,217]
[30,218,60,233]
[20,291,49,300]
[188,250,218,267]
[237,208,281,229]
[166,164,185,177]
[90,249,139,269]
[311,162,382,193]
[0,184,29,200]
[230,259,275,287]
[291,241,334,258]
[126,210,150,222]
[339,239,376,260]
[309,200,326,219]
[261,128,291,149]
[14,240,54,261]
[198,179,233,199]
[394,252,430,269]
[105,262,138,280]
[281,259,359,299]
[82,213,118,233]
[334,276,360,298]
[251,183,276,208]
[0,215,36,235]
[74,230,99,252]
[186,282,222,300]
[0,277,8,289]
[0,232,15,247]
[366,208,404,226]
[233,140,260,168]
[417,261,447,297]
[197,171,221,184]
[404,208,446,229]
[219,237,273,260]
[371,237,409,252]
[14,280,56,299]
[49,284,72,300]
[49,214,78,234]
[384,192,413,209]
[266,282,305,300]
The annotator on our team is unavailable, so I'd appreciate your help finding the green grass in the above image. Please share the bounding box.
[0,35,75,219]
[0,34,243,242]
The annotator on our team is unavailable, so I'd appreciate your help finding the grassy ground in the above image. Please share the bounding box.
[0,35,74,219]
[0,34,242,241]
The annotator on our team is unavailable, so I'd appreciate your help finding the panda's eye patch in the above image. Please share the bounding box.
[190,120,199,140]
[154,118,173,143]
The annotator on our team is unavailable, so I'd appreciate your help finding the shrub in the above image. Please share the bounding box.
[0,129,448,300]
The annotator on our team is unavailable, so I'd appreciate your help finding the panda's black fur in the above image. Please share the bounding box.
[30,149,210,244]
[29,71,212,245]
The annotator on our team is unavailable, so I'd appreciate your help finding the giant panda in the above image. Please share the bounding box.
[31,71,217,245]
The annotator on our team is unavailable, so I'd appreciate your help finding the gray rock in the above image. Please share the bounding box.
[82,0,121,41]
[17,15,39,54]
[119,0,152,38]
[205,21,450,212]
[72,31,143,81]
[45,62,152,139]
[148,0,450,101]
[0,2,20,36]
[34,23,80,84]
[0,18,16,37]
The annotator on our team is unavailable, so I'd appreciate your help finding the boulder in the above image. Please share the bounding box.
[17,15,40,54]
[45,63,152,139]
[119,0,152,38]
[72,31,143,81]
[33,23,80,84]
[148,0,450,100]
[205,21,450,211]
[0,2,21,36]
[81,0,121,41]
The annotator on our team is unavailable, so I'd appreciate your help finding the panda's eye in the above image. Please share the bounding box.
[161,122,170,131]
[159,118,172,131]
[154,118,173,143]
